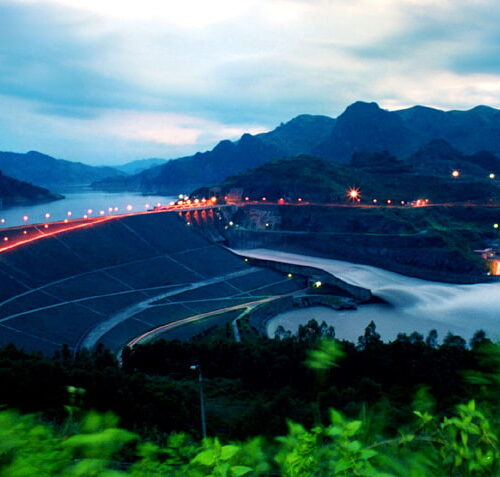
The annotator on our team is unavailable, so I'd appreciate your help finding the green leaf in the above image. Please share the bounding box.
[192,449,216,466]
[221,445,240,461]
[230,465,253,476]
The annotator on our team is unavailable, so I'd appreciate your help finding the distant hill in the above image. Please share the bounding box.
[194,155,500,204]
[91,114,338,193]
[114,158,167,175]
[0,170,63,208]
[0,150,124,189]
[92,102,500,193]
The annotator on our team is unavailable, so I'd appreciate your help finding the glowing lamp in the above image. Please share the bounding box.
[126,205,133,211]
[3,237,8,242]
[451,170,460,178]
[44,213,50,219]
[23,215,29,222]
[489,173,495,179]
[287,273,293,278]
[494,223,499,229]
[298,198,303,202]
[314,281,322,288]
[23,230,27,235]
[0,218,5,223]
[100,210,105,215]
[67,211,72,216]
[387,200,392,204]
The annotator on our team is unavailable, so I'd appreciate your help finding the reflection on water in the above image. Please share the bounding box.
[0,189,176,227]
[235,249,500,343]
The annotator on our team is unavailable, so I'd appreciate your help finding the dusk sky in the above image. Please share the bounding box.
[1,0,499,165]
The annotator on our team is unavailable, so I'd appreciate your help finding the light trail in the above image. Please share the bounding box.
[0,203,228,254]
[126,296,280,348]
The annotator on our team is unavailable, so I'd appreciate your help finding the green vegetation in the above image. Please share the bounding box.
[200,155,500,204]
[0,335,498,476]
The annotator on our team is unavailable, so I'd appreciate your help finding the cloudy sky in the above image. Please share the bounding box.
[1,0,499,165]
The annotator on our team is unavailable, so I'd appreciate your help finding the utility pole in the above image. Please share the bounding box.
[190,364,207,439]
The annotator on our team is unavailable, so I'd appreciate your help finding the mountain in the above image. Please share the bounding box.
[313,101,419,161]
[315,102,500,162]
[0,170,63,208]
[407,139,500,176]
[0,151,124,189]
[93,133,285,194]
[256,114,336,156]
[92,102,500,193]
[115,158,167,175]
[91,114,339,193]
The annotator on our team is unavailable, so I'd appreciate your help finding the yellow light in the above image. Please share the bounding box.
[452,170,460,178]
[494,223,499,229]
[211,196,217,203]
[347,188,360,201]
[287,273,293,278]
[44,224,49,229]
[489,173,496,179]
[244,258,249,262]
[3,237,8,242]
[64,219,68,223]
[314,280,322,288]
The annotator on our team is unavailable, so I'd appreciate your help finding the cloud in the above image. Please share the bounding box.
[0,0,499,164]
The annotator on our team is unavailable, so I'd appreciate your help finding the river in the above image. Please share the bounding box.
[234,249,500,344]
[0,189,177,227]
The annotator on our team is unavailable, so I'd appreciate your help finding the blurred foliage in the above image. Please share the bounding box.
[0,340,498,476]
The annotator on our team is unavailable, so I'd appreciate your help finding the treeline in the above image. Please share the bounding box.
[0,321,496,442]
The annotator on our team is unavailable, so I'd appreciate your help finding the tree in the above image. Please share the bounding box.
[425,329,438,348]
[357,321,382,350]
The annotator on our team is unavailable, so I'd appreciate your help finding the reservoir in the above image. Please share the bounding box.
[235,249,500,344]
[0,189,176,227]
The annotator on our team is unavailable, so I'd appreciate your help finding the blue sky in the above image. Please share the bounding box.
[0,0,499,165]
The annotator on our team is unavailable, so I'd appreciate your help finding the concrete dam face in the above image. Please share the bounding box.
[0,210,298,355]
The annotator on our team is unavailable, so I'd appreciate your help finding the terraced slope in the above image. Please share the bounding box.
[0,212,299,354]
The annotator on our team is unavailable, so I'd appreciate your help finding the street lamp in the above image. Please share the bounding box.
[190,364,207,439]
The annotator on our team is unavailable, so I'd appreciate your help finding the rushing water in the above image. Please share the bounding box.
[234,249,500,343]
[0,189,177,227]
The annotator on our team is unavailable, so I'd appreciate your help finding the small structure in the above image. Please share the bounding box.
[474,247,500,276]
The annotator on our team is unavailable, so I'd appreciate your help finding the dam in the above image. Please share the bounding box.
[0,207,300,355]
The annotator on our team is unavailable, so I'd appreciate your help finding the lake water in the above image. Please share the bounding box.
[0,189,177,227]
[234,249,500,344]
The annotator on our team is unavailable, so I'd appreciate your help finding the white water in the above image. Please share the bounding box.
[0,189,177,227]
[234,249,500,343]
